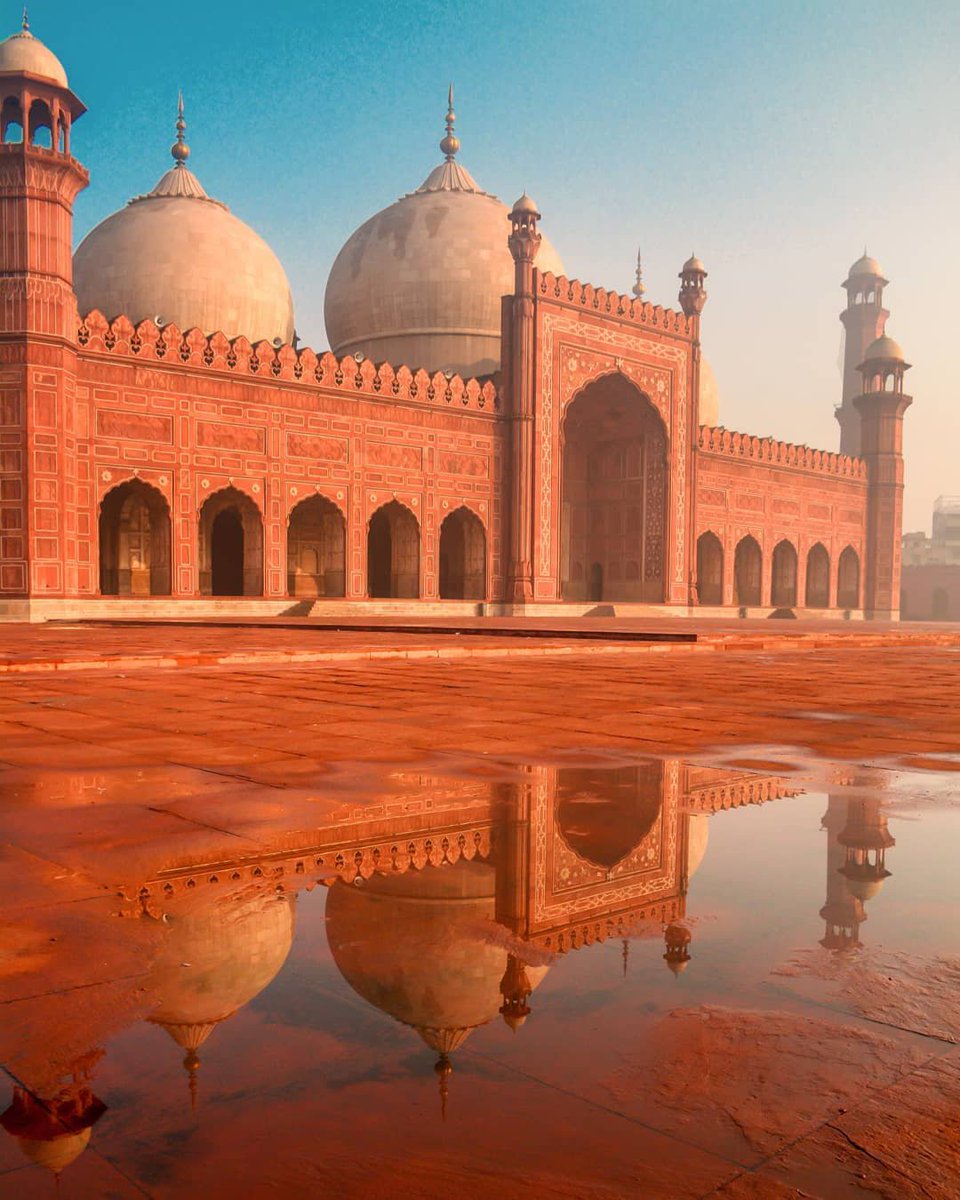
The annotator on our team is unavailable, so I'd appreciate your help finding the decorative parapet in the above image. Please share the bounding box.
[685,776,799,813]
[697,425,867,480]
[536,270,693,337]
[76,310,501,414]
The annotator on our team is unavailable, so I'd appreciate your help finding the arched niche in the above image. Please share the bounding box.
[805,543,830,608]
[734,535,762,607]
[286,494,346,598]
[771,539,798,608]
[367,501,420,599]
[837,546,860,609]
[439,507,486,600]
[199,487,263,597]
[98,480,171,597]
[696,531,723,606]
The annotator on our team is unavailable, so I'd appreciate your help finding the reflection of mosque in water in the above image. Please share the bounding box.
[3,763,895,1182]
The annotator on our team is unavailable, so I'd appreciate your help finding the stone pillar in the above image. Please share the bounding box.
[505,194,541,604]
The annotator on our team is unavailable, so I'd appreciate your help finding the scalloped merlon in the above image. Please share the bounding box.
[697,424,867,479]
[536,270,693,335]
[75,312,501,413]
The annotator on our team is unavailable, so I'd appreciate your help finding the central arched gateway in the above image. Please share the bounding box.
[99,479,171,596]
[560,375,668,603]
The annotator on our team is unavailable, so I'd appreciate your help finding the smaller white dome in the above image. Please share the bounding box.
[863,334,904,362]
[848,253,884,280]
[0,27,67,87]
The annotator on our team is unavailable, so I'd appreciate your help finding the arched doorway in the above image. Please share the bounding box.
[98,480,171,596]
[199,487,263,596]
[696,532,723,605]
[805,543,830,608]
[367,501,420,598]
[560,374,668,602]
[734,536,762,606]
[837,547,860,609]
[439,507,486,600]
[771,540,798,608]
[287,495,346,597]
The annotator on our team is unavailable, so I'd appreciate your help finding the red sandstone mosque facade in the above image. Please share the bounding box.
[0,21,914,622]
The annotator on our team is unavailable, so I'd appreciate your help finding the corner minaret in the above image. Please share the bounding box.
[838,253,889,456]
[853,334,912,619]
[0,18,88,606]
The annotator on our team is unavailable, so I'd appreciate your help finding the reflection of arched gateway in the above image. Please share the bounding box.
[98,480,171,596]
[439,507,486,600]
[561,375,667,603]
[199,488,263,597]
[556,762,664,870]
[286,496,345,597]
[367,501,420,598]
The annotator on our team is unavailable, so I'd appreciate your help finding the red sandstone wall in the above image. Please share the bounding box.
[69,314,504,601]
[695,429,868,609]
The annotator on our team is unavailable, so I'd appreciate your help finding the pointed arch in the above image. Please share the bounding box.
[367,500,420,598]
[771,539,798,608]
[734,535,762,607]
[286,494,345,597]
[696,531,723,605]
[837,546,860,609]
[199,487,263,596]
[560,373,668,602]
[98,479,171,596]
[805,543,830,608]
[439,506,486,600]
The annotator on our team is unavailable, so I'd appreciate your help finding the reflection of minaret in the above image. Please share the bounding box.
[820,796,865,949]
[838,796,895,904]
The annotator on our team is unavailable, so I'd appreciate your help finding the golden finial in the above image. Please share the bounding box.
[184,1049,200,1111]
[171,90,189,166]
[632,249,645,299]
[21,6,28,31]
[439,83,460,161]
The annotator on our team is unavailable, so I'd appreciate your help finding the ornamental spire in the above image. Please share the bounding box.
[21,6,28,32]
[632,248,645,299]
[439,83,460,161]
[171,90,189,167]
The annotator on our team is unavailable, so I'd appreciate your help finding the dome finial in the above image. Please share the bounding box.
[21,6,28,32]
[435,1054,452,1122]
[171,90,189,166]
[632,248,645,299]
[439,82,460,162]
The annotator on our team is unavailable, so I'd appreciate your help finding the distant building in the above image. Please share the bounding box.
[901,498,960,620]
[0,19,913,621]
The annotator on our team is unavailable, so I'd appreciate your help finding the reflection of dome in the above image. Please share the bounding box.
[699,359,720,427]
[326,861,547,1053]
[0,24,68,86]
[324,103,563,380]
[16,1127,90,1173]
[1,1085,106,1177]
[686,813,710,879]
[145,887,295,1050]
[556,765,662,870]
[74,106,295,345]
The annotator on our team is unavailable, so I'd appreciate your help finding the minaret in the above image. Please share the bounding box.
[838,253,889,457]
[0,17,87,603]
[505,192,542,604]
[853,334,912,619]
[678,255,708,605]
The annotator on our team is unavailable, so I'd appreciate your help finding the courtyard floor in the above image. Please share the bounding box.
[0,619,958,1197]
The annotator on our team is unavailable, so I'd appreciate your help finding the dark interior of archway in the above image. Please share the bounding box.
[368,510,392,598]
[735,538,762,606]
[211,509,244,596]
[98,483,171,597]
[556,764,664,869]
[561,375,667,603]
[439,510,486,600]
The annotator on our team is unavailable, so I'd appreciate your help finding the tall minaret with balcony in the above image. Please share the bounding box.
[0,17,87,604]
[837,254,889,457]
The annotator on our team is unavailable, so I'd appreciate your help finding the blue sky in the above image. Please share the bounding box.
[38,0,960,531]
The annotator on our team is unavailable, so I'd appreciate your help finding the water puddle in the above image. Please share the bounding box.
[1,754,958,1197]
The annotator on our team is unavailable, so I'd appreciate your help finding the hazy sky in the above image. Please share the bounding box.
[49,0,958,532]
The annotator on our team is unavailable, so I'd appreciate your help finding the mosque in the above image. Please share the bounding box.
[0,18,913,620]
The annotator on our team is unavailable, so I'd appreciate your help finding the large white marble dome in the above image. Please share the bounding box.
[73,108,295,346]
[324,97,564,380]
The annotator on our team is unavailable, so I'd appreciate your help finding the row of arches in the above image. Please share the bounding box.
[97,482,487,601]
[0,95,68,150]
[696,533,861,610]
